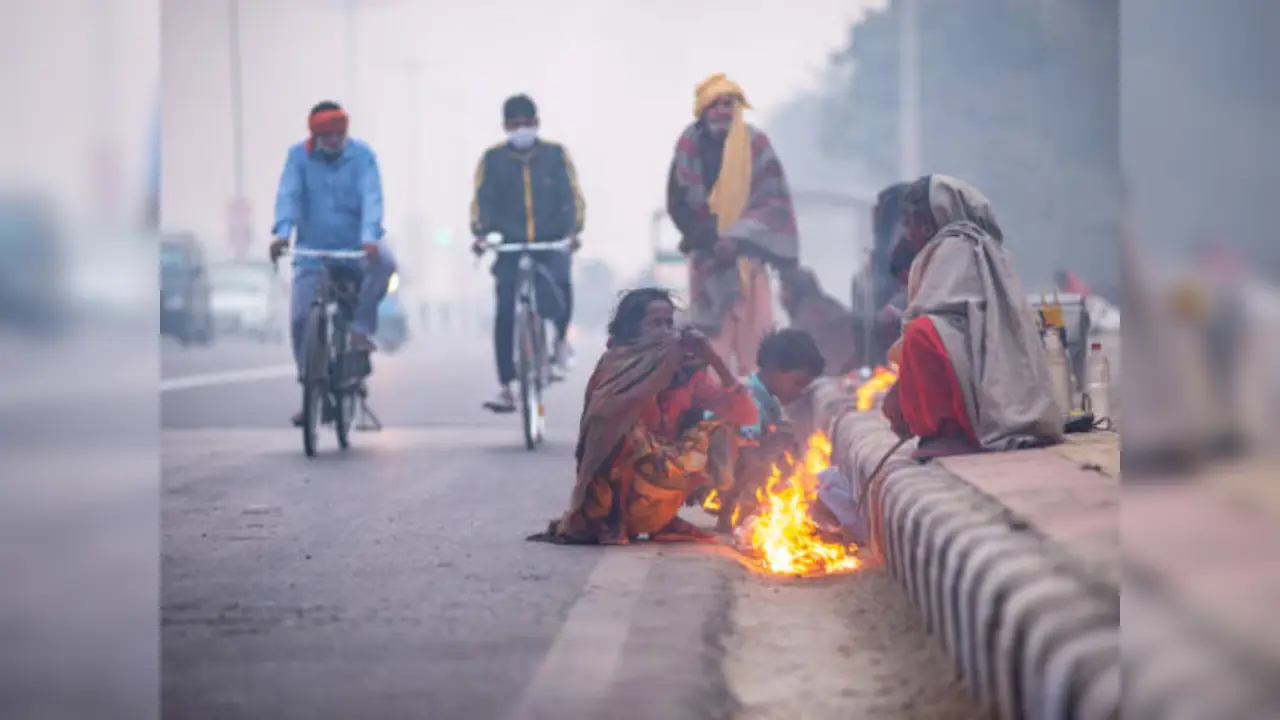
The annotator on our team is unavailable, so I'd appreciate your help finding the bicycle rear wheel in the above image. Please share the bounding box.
[517,308,545,451]
[331,314,353,450]
[300,305,328,458]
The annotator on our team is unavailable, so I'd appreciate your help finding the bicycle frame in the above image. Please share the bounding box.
[479,238,572,448]
[286,247,369,456]
[294,248,365,384]
[482,238,572,361]
[484,239,572,312]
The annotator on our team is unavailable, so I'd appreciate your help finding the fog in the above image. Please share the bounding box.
[162,0,886,313]
[1122,0,1280,276]
[0,0,158,225]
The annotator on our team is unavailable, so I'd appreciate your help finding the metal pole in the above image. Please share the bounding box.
[403,60,423,282]
[228,0,246,198]
[862,247,876,368]
[404,61,421,222]
[93,0,117,225]
[345,0,358,112]
[898,0,921,180]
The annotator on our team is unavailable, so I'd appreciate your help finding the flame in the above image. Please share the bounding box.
[855,366,898,411]
[737,433,860,576]
[701,489,722,512]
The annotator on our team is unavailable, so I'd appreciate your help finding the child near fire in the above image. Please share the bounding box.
[694,328,826,532]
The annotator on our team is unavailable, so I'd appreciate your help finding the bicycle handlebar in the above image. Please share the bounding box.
[291,248,368,260]
[273,246,368,275]
[481,238,574,254]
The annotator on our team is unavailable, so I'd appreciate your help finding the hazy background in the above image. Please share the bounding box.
[1,0,157,224]
[5,1,1280,717]
[163,0,888,313]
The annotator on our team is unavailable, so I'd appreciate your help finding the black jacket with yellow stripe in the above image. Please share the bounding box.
[470,139,585,243]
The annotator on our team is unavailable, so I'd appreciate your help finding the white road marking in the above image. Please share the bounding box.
[160,365,296,392]
[506,550,655,720]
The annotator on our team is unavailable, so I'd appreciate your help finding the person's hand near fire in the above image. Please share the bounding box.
[880,336,910,439]
[886,335,905,368]
[679,327,741,391]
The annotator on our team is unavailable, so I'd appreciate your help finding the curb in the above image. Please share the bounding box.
[807,379,1280,718]
[803,380,1120,719]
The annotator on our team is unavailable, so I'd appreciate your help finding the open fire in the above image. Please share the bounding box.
[855,365,898,411]
[732,433,860,577]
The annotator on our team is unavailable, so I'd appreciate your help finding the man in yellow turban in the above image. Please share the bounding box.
[666,74,800,374]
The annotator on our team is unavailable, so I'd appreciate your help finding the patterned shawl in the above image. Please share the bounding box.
[667,123,799,334]
[567,332,687,511]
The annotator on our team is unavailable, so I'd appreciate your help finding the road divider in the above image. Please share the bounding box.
[802,377,1279,718]
[801,379,1120,719]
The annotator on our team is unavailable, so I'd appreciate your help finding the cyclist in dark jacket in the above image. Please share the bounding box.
[470,94,585,412]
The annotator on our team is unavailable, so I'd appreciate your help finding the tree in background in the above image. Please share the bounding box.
[812,0,1120,296]
[1122,0,1280,281]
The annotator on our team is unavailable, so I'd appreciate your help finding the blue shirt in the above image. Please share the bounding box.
[740,372,783,440]
[271,138,384,266]
[705,372,782,440]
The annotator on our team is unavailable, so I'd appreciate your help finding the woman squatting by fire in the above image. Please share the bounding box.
[531,288,824,545]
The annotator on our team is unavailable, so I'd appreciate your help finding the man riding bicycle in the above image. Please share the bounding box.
[470,94,585,413]
[270,100,397,427]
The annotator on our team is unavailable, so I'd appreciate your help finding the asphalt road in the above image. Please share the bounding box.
[160,331,982,719]
[2,328,158,720]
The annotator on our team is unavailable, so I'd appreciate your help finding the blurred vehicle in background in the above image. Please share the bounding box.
[66,229,153,330]
[160,233,214,346]
[376,272,408,353]
[209,261,286,342]
[0,194,70,337]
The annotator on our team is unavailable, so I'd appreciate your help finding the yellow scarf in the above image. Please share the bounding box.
[694,73,754,288]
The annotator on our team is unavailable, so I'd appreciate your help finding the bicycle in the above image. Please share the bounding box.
[281,247,375,457]
[477,237,572,450]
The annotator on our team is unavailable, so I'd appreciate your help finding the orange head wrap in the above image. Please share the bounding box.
[308,108,349,135]
[305,109,349,152]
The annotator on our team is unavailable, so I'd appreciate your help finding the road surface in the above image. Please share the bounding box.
[160,333,982,719]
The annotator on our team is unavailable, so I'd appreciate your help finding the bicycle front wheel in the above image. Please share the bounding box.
[331,314,355,450]
[300,305,328,458]
[516,308,545,451]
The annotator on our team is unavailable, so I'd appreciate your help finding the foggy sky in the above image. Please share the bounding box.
[1,0,158,225]
[161,0,886,298]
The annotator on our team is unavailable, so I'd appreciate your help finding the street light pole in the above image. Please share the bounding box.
[898,0,921,180]
[228,0,246,199]
[344,0,359,112]
[403,61,422,230]
[227,0,250,260]
[92,0,118,226]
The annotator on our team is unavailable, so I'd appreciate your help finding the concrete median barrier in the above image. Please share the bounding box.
[805,379,1121,719]
[804,378,1279,719]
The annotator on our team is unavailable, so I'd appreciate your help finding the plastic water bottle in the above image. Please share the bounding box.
[1044,330,1073,414]
[1085,341,1111,420]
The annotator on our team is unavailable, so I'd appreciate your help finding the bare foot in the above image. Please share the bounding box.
[599,528,631,546]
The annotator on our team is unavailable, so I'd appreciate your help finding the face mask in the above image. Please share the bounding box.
[508,126,537,150]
